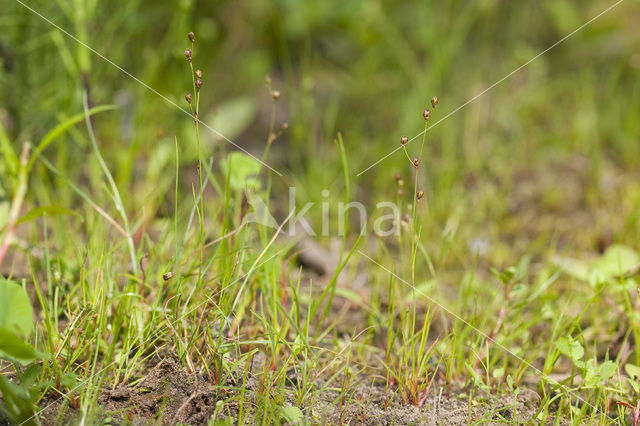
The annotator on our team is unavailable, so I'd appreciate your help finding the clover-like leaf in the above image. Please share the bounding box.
[281,405,303,423]
[556,336,584,362]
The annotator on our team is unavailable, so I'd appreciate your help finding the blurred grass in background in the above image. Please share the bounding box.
[2,1,638,259]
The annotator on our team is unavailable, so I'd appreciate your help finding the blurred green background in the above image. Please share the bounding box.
[1,0,639,266]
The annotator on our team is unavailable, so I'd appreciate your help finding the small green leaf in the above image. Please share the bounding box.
[556,336,584,362]
[292,334,305,356]
[491,266,518,285]
[506,374,514,391]
[280,405,303,423]
[492,367,505,379]
[220,152,262,190]
[0,278,34,338]
[597,360,618,383]
[16,205,82,225]
[625,363,640,379]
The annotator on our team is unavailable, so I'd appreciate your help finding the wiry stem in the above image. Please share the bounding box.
[83,92,138,275]
[0,143,30,267]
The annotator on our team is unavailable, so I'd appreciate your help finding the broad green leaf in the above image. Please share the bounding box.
[0,329,40,365]
[16,205,82,225]
[592,245,638,278]
[208,97,256,141]
[556,336,584,362]
[554,245,639,287]
[0,278,34,338]
[220,152,262,190]
[280,405,303,423]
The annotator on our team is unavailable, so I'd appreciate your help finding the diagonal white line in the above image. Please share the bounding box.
[13,0,283,177]
[357,0,625,177]
[358,249,602,414]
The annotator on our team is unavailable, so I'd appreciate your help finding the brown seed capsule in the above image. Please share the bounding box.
[188,32,195,43]
[196,78,203,90]
[413,157,420,168]
[423,109,431,122]
[185,49,192,61]
[431,96,439,108]
[395,173,402,181]
[401,136,408,146]
[185,93,192,104]
[163,272,174,281]
[272,90,280,100]
[195,69,202,78]
[417,191,424,200]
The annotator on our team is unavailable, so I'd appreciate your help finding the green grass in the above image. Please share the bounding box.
[1,0,640,424]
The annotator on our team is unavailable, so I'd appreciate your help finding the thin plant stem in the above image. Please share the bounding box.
[0,143,30,267]
[82,92,138,275]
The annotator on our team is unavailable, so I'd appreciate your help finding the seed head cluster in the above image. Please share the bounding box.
[395,96,438,210]
[184,32,204,110]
